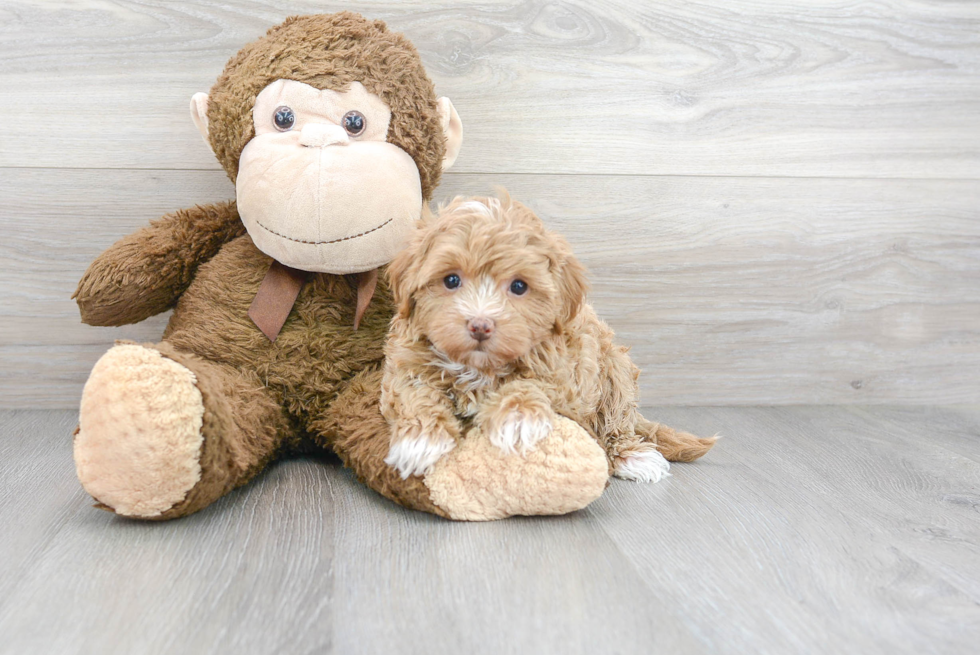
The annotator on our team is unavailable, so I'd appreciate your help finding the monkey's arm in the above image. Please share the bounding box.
[74,201,245,326]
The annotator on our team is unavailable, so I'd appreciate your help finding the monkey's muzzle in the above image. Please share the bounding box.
[237,134,421,274]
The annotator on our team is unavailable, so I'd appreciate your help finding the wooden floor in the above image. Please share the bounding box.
[1,406,977,654]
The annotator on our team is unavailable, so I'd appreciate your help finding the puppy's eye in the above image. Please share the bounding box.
[510,279,529,295]
[273,106,295,131]
[343,110,366,136]
[444,274,461,290]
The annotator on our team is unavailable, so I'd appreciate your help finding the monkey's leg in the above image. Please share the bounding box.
[313,368,608,521]
[309,366,449,517]
[74,342,291,520]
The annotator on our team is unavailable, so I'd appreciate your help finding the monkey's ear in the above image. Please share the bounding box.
[437,97,463,171]
[189,92,213,153]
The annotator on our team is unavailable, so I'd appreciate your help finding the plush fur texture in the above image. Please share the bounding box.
[207,12,446,201]
[73,201,246,327]
[76,344,205,518]
[72,13,456,520]
[381,193,716,479]
[424,415,609,521]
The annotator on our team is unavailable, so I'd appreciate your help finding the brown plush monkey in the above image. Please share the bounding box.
[72,13,611,520]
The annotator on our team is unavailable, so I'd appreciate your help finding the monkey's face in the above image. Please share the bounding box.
[191,13,463,276]
[229,80,420,274]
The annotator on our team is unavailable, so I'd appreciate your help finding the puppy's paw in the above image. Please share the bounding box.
[614,445,672,483]
[385,422,457,479]
[489,409,555,455]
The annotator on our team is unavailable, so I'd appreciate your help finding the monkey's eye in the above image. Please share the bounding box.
[343,110,366,136]
[443,274,461,290]
[273,106,295,131]
[510,279,529,296]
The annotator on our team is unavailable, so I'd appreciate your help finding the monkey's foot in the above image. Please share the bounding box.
[75,344,205,518]
[424,416,608,521]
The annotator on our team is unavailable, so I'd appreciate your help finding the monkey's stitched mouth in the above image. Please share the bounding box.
[254,217,394,245]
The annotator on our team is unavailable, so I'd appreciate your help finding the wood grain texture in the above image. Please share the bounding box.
[0,411,336,655]
[3,169,977,407]
[1,0,978,406]
[0,0,977,177]
[595,404,980,655]
[0,407,977,654]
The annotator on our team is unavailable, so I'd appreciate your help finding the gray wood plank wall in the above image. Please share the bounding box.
[1,0,978,408]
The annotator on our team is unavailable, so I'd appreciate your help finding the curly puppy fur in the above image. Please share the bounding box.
[208,12,446,201]
[380,193,716,480]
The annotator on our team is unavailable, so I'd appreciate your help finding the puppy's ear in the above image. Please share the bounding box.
[387,209,440,319]
[386,239,420,320]
[551,235,590,332]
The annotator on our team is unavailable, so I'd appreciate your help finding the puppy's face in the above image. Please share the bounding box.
[388,195,589,372]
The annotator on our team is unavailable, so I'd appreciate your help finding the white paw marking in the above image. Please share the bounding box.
[385,430,456,479]
[490,412,553,455]
[614,448,672,483]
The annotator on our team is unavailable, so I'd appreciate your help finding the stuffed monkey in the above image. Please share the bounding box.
[72,12,611,521]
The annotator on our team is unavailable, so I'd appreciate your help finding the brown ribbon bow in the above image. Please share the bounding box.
[248,261,378,342]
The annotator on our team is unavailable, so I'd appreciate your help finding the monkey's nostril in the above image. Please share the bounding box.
[467,318,494,342]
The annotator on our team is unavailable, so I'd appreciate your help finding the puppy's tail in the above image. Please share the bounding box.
[636,417,717,462]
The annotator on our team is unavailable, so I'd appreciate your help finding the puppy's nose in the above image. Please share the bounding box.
[467,317,494,342]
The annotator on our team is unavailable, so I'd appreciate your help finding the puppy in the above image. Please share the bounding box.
[380,192,716,480]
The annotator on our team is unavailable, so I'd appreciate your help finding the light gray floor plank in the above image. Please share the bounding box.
[0,411,335,655]
[0,411,84,602]
[602,406,980,655]
[326,466,701,654]
[1,0,977,177]
[1,407,978,654]
[4,170,978,408]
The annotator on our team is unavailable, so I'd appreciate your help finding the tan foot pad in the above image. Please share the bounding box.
[425,416,608,521]
[75,344,205,518]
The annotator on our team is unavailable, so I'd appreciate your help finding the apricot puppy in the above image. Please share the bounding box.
[380,193,715,479]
